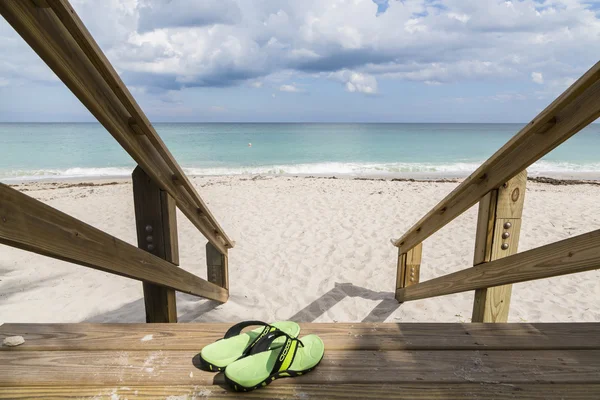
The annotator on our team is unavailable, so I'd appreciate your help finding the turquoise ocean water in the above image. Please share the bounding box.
[1,123,600,181]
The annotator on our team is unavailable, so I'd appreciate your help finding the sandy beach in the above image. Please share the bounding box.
[1,175,599,324]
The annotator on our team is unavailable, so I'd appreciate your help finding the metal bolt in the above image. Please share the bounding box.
[501,243,509,250]
[504,222,512,229]
[147,244,155,251]
[502,232,510,239]
[145,225,153,233]
[146,235,153,242]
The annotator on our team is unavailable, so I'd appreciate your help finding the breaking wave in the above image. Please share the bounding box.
[3,160,600,182]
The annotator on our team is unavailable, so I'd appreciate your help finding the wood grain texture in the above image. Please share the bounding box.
[394,61,600,253]
[0,183,227,302]
[133,166,178,323]
[396,243,423,298]
[494,171,527,219]
[3,323,600,352]
[1,349,599,386]
[472,171,526,323]
[2,322,599,398]
[0,1,232,254]
[2,384,599,399]
[473,191,497,265]
[397,228,600,302]
[206,242,228,289]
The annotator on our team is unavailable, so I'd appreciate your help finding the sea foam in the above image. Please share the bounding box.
[3,161,600,182]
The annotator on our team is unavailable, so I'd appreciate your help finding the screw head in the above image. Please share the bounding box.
[147,244,155,251]
[146,235,153,242]
[504,222,512,229]
[145,225,153,233]
[501,243,509,250]
[502,232,510,239]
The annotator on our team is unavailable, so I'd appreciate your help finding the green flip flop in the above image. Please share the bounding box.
[199,320,300,372]
[224,330,325,392]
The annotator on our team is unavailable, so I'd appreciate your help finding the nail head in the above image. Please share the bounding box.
[504,222,512,229]
[501,243,509,250]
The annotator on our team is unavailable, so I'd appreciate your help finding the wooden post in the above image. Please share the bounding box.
[132,166,179,323]
[206,242,228,290]
[471,170,527,322]
[395,243,422,301]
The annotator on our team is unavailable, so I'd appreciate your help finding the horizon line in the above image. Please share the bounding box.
[0,121,534,124]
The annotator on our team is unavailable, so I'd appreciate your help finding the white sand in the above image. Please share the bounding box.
[1,176,599,324]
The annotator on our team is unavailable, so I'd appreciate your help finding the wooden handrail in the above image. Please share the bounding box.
[393,61,600,253]
[0,1,233,254]
[0,183,228,303]
[396,229,600,302]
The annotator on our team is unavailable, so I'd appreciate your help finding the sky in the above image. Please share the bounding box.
[0,0,599,123]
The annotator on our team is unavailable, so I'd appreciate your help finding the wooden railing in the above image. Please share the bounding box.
[0,0,232,323]
[394,60,600,322]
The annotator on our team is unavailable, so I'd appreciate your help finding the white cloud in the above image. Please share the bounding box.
[331,70,378,94]
[531,72,544,84]
[1,0,598,97]
[279,84,303,93]
[448,13,471,23]
[209,106,227,112]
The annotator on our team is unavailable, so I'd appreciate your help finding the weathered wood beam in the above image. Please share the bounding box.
[396,228,600,302]
[133,167,179,322]
[0,1,233,254]
[393,61,600,253]
[472,171,527,322]
[206,242,228,290]
[0,183,228,302]
[395,243,422,300]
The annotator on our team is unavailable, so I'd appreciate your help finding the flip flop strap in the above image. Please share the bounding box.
[249,330,304,374]
[223,320,271,339]
[223,320,278,357]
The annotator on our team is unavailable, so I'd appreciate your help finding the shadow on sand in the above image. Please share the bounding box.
[290,282,400,323]
[83,282,398,323]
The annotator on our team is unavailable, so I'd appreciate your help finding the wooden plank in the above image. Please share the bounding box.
[404,243,422,287]
[206,242,228,289]
[395,243,422,299]
[0,1,232,255]
[472,191,497,265]
[396,252,407,290]
[3,323,600,352]
[0,183,228,302]
[494,170,527,219]
[3,384,600,399]
[132,166,178,323]
[397,228,600,302]
[161,190,179,265]
[1,349,599,386]
[393,61,600,253]
[31,0,50,8]
[472,171,526,322]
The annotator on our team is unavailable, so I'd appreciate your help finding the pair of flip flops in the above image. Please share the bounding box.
[199,321,324,392]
